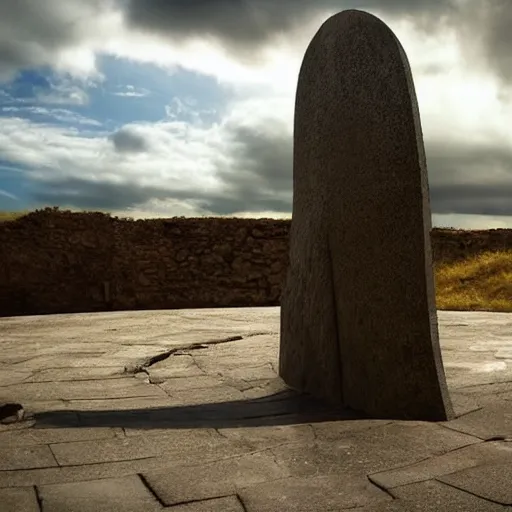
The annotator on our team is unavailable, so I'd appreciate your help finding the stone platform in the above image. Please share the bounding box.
[1,307,512,511]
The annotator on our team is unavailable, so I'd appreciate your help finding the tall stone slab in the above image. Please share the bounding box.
[279,10,454,421]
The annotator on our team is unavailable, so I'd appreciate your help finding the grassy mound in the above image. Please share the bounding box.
[0,210,29,222]
[435,250,512,312]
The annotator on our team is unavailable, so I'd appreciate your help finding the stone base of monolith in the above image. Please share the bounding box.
[279,9,454,421]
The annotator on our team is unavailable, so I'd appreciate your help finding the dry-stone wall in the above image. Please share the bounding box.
[0,208,510,317]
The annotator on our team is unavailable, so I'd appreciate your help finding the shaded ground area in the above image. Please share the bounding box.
[1,307,512,511]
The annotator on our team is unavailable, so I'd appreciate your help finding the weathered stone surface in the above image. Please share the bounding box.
[0,368,32,386]
[162,385,246,406]
[142,451,288,506]
[217,363,278,381]
[0,426,121,447]
[3,377,167,402]
[216,423,315,450]
[279,9,453,420]
[59,396,176,412]
[158,375,225,393]
[146,354,205,379]
[170,496,245,512]
[38,475,161,512]
[0,444,57,470]
[0,457,174,488]
[311,419,393,440]
[26,367,124,382]
[49,430,250,466]
[272,421,479,479]
[443,401,512,439]
[238,474,391,511]
[360,480,508,511]
[0,308,510,510]
[439,461,512,505]
[0,487,40,512]
[369,440,512,489]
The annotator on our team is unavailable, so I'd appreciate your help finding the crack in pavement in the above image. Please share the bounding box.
[123,333,275,375]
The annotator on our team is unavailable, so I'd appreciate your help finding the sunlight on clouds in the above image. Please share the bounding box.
[110,198,212,219]
[102,10,327,96]
[420,70,512,148]
[387,18,512,146]
[433,213,512,229]
[1,3,511,225]
[53,47,101,81]
[0,115,225,194]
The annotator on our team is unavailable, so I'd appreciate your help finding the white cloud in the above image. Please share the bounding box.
[0,1,511,227]
[433,213,512,229]
[0,189,18,200]
[113,85,150,97]
[2,106,101,126]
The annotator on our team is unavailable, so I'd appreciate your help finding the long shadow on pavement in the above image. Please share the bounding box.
[33,389,367,430]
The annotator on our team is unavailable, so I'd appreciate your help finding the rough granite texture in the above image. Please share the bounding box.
[279,10,453,421]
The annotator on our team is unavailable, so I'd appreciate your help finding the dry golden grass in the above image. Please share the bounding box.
[435,250,512,313]
[0,210,30,222]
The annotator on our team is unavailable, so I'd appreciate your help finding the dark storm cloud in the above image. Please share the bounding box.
[124,0,455,60]
[28,171,293,216]
[124,0,512,89]
[430,183,512,216]
[457,0,512,84]
[29,123,512,218]
[209,127,512,217]
[2,0,512,87]
[0,0,114,81]
[30,178,167,211]
[427,142,512,216]
[110,127,150,153]
[220,123,292,195]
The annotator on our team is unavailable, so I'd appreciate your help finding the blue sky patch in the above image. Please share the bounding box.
[0,55,232,210]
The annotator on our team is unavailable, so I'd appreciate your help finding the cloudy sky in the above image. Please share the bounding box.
[0,0,511,228]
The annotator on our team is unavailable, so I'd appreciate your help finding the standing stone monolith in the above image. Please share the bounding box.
[279,9,454,421]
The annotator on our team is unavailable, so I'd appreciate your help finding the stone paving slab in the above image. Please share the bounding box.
[369,440,512,489]
[0,457,175,488]
[49,428,248,466]
[24,367,125,382]
[0,308,512,511]
[238,473,391,511]
[441,401,512,439]
[438,461,512,505]
[0,487,40,512]
[361,479,509,511]
[0,444,57,471]
[2,377,168,403]
[0,368,33,386]
[38,475,162,512]
[0,426,123,447]
[168,495,246,512]
[142,451,289,506]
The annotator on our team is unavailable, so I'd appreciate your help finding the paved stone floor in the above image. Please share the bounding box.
[1,308,512,511]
